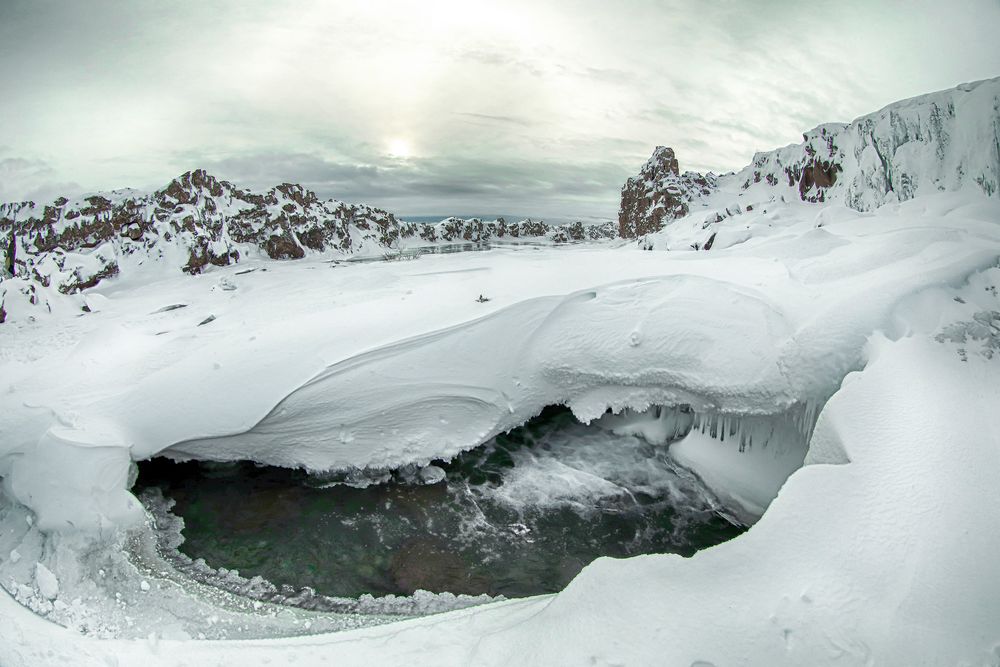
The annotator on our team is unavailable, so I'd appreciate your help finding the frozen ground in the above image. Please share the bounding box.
[1,189,1000,664]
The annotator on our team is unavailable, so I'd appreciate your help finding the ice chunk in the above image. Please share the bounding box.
[34,562,58,600]
[418,465,446,485]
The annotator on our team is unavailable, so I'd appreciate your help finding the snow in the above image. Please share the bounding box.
[1,190,998,665]
[34,562,59,600]
[1,78,999,665]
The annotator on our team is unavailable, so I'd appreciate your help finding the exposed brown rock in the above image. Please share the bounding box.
[4,230,15,276]
[619,147,716,238]
[798,159,842,200]
[263,233,305,260]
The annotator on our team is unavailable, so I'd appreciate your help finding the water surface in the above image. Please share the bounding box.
[137,407,744,599]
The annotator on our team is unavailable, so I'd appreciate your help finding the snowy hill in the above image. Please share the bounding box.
[0,172,614,322]
[620,76,1000,241]
[0,170,405,316]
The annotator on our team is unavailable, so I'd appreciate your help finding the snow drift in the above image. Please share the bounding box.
[1,77,999,666]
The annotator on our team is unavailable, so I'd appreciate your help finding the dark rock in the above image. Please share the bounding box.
[151,304,188,314]
[59,262,119,294]
[263,233,305,260]
[4,229,15,276]
[798,159,842,201]
[618,147,716,238]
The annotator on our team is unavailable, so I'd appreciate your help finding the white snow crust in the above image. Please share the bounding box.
[1,191,997,665]
[2,78,1000,666]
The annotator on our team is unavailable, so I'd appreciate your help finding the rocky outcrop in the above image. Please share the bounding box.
[0,169,413,296]
[618,147,716,238]
[738,77,1000,210]
[621,77,1000,240]
[0,171,618,321]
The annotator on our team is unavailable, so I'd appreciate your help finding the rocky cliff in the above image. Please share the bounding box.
[738,77,1000,211]
[620,76,1000,239]
[617,147,716,238]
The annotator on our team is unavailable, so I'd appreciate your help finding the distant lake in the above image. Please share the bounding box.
[399,214,536,224]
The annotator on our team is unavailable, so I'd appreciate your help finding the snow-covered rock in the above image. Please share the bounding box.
[738,77,1000,210]
[622,76,1000,239]
[416,216,616,244]
[0,174,616,322]
[0,170,404,293]
[618,146,716,238]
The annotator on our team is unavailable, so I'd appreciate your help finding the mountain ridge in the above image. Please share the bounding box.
[617,76,1000,239]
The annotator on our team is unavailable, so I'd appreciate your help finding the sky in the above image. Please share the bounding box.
[1,0,999,221]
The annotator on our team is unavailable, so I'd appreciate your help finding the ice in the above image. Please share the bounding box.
[1,78,1000,665]
[34,562,58,600]
[594,402,820,521]
[417,465,446,485]
[1,189,997,663]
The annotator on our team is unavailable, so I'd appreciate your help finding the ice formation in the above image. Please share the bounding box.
[0,77,999,665]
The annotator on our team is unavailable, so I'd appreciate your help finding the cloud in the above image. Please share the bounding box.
[190,150,630,220]
[0,155,82,203]
[1,0,998,218]
[452,112,535,127]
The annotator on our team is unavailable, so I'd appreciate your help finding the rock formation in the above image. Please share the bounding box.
[620,77,1000,239]
[0,172,616,320]
[618,147,716,238]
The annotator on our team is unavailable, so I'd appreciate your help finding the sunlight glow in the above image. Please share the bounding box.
[387,138,412,158]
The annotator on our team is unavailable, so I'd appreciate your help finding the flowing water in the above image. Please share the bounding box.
[136,407,745,600]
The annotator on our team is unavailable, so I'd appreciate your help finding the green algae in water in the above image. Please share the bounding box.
[136,407,745,599]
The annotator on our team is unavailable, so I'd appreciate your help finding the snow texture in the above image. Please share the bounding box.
[1,76,999,666]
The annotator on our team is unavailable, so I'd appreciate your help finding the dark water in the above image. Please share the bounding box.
[136,407,745,600]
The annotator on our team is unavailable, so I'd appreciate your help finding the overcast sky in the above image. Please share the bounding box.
[2,0,999,220]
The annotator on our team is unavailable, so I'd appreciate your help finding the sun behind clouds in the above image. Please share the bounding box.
[387,138,412,158]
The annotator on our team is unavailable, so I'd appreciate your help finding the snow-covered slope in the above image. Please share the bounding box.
[0,174,614,323]
[1,191,998,666]
[2,78,1000,666]
[622,76,1000,243]
[738,77,1000,209]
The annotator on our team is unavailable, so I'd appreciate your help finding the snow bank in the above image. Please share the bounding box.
[3,272,999,664]
[0,77,999,665]
[2,194,998,536]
